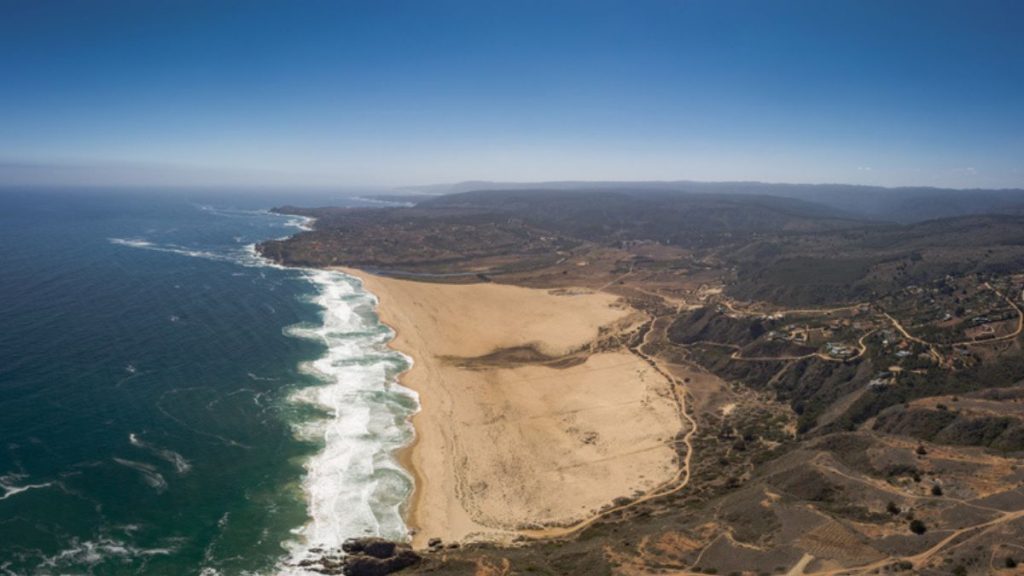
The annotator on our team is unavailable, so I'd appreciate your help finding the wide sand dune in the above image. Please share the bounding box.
[341,269,684,547]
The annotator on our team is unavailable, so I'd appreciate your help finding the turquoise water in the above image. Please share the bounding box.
[0,190,417,575]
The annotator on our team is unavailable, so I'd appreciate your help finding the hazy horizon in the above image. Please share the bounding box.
[3,1,1023,189]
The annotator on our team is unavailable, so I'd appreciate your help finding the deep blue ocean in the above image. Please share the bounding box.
[0,189,417,575]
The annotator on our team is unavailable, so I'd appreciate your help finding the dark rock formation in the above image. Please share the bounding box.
[340,538,420,576]
[342,550,420,576]
[289,538,420,576]
[341,537,397,559]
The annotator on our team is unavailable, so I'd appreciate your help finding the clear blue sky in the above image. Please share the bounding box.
[2,0,1022,188]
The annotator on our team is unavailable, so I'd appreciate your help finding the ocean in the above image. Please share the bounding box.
[0,189,418,575]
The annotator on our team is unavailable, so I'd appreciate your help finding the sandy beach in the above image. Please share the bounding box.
[339,268,686,547]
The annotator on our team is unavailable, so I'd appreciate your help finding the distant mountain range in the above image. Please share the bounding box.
[395,180,1024,223]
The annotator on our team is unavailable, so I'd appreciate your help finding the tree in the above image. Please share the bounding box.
[749,320,766,340]
[931,484,943,496]
[909,519,927,535]
[1006,557,1018,569]
[886,501,900,515]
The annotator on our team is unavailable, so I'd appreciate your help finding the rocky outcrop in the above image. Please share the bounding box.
[341,537,399,559]
[341,537,420,576]
[292,538,420,575]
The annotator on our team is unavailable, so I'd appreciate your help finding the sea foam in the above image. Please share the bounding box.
[0,473,54,501]
[279,269,418,572]
[112,458,169,492]
[128,433,192,474]
[109,207,418,573]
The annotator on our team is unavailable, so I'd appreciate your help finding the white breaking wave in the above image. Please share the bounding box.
[109,237,277,270]
[108,205,313,270]
[0,473,54,501]
[40,537,174,569]
[193,203,314,232]
[112,458,169,492]
[111,208,419,574]
[108,237,232,262]
[285,214,315,232]
[128,433,192,474]
[108,237,156,249]
[278,269,418,574]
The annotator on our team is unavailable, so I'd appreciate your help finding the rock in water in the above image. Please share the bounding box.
[342,551,420,576]
[341,537,397,559]
[338,537,420,576]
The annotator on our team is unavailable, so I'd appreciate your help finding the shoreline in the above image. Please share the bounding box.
[337,266,686,549]
[394,423,423,541]
[332,267,427,543]
[273,265,421,576]
[338,266,491,547]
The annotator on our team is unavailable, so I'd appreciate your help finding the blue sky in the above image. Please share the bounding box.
[2,0,1022,188]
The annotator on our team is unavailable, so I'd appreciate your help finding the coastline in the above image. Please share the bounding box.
[282,268,419,563]
[394,420,424,542]
[339,267,494,546]
[337,266,687,549]
[334,271,424,540]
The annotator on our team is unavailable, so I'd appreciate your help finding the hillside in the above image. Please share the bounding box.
[260,187,1024,576]
[402,180,1024,223]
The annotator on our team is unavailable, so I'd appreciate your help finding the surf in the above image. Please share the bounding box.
[278,269,418,572]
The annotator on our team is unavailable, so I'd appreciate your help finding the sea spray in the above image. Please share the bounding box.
[280,269,418,570]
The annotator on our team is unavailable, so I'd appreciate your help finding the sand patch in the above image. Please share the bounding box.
[341,269,683,546]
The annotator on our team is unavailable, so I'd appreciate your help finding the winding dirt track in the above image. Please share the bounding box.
[510,288,1024,570]
[601,290,1024,575]
[517,314,699,541]
[801,502,1024,575]
[882,282,1023,360]
[954,283,1024,345]
[882,312,946,364]
[656,482,1024,576]
[679,329,873,364]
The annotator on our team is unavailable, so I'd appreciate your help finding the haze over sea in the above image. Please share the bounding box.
[0,189,417,575]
